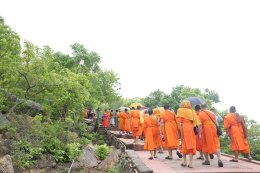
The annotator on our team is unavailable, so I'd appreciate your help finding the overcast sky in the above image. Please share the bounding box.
[1,0,260,122]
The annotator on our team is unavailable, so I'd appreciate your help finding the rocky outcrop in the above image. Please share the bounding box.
[97,146,119,171]
[72,144,98,169]
[104,129,153,173]
[0,155,14,173]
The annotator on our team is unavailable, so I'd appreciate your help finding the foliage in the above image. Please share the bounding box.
[142,85,220,111]
[94,144,110,160]
[107,162,121,173]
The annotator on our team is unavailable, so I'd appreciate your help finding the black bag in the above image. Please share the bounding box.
[194,126,199,135]
[216,125,222,136]
[204,111,222,137]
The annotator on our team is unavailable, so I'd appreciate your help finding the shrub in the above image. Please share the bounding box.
[94,144,110,160]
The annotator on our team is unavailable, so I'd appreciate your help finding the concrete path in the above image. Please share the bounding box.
[110,130,260,173]
[136,150,260,173]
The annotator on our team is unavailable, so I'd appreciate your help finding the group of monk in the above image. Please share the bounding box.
[113,101,252,168]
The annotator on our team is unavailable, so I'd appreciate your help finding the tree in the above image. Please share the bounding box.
[143,89,169,108]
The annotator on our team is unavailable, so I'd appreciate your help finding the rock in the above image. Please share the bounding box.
[0,112,10,129]
[98,147,120,171]
[88,125,95,132]
[0,155,14,173]
[34,154,56,169]
[72,144,98,169]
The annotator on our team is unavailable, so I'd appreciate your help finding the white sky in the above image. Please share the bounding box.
[1,0,260,122]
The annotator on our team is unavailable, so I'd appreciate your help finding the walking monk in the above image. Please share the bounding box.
[143,109,156,159]
[224,106,252,161]
[161,104,180,160]
[122,108,131,134]
[199,103,223,167]
[117,110,125,133]
[102,109,110,128]
[177,101,201,168]
[150,110,163,155]
[130,106,143,144]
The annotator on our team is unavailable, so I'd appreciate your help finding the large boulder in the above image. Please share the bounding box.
[97,146,120,171]
[72,144,98,169]
[0,155,14,173]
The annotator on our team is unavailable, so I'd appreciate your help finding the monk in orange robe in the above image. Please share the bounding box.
[224,106,252,161]
[195,105,203,160]
[143,109,156,159]
[153,109,164,153]
[84,108,89,119]
[117,111,125,133]
[199,104,223,167]
[150,112,163,153]
[177,101,201,168]
[130,106,143,144]
[122,109,131,133]
[160,104,179,160]
[102,109,110,128]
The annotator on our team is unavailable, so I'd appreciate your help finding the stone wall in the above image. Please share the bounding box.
[104,129,153,173]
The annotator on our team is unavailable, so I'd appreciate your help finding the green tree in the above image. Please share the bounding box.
[143,89,169,108]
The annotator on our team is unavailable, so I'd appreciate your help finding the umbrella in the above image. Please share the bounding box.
[118,107,130,112]
[180,97,205,107]
[129,103,144,109]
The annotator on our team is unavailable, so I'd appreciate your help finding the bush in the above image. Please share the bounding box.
[94,144,110,160]
[107,162,121,173]
[2,114,97,169]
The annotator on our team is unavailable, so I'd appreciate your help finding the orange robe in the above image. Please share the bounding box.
[143,116,156,151]
[224,113,250,153]
[84,108,89,118]
[177,101,201,155]
[150,115,162,148]
[122,112,131,132]
[130,110,143,137]
[117,112,125,131]
[199,110,220,154]
[161,110,178,149]
[102,113,110,128]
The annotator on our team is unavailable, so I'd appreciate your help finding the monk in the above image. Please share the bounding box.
[150,110,163,155]
[177,101,201,168]
[84,108,89,119]
[122,108,131,134]
[143,108,156,159]
[224,106,252,161]
[199,103,223,167]
[195,105,203,160]
[130,106,143,144]
[153,109,164,153]
[117,110,125,133]
[160,104,180,160]
[102,109,110,128]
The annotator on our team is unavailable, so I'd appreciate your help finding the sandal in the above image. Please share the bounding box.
[202,161,210,165]
[149,157,153,160]
[218,160,224,167]
[176,151,183,158]
[165,156,173,160]
[229,159,238,162]
[180,163,187,167]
